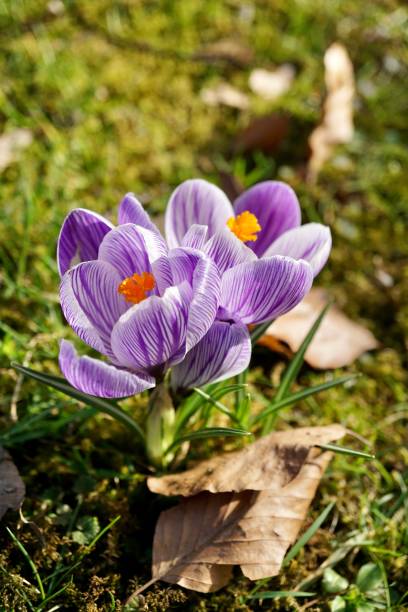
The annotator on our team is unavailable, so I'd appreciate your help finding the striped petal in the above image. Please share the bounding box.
[165,179,233,248]
[110,285,191,371]
[233,181,301,257]
[171,322,251,390]
[57,208,113,276]
[117,192,158,234]
[63,261,128,352]
[59,340,154,398]
[181,224,208,250]
[167,248,221,351]
[220,257,313,324]
[203,227,256,274]
[98,223,166,279]
[264,223,332,277]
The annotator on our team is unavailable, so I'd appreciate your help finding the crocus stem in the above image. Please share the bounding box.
[145,383,176,468]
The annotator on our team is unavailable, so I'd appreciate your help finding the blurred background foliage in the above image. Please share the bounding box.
[0,0,407,610]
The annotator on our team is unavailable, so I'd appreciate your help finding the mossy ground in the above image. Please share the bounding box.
[0,1,407,610]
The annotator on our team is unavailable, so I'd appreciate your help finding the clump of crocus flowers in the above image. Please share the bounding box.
[57,178,331,463]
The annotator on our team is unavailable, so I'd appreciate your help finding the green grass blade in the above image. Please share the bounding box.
[165,427,251,455]
[12,362,145,442]
[252,375,356,425]
[248,591,316,600]
[262,302,330,434]
[283,501,335,565]
[7,527,46,600]
[192,387,242,424]
[318,444,375,459]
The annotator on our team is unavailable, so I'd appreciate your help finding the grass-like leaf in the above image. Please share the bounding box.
[192,387,242,425]
[11,362,145,442]
[248,590,316,600]
[250,319,274,344]
[165,427,252,455]
[262,303,330,434]
[318,444,375,459]
[283,501,335,565]
[252,375,356,425]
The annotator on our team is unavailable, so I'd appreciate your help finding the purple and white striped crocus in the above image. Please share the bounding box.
[57,197,221,398]
[164,179,330,390]
[57,180,324,397]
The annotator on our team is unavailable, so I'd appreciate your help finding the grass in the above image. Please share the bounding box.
[0,0,407,609]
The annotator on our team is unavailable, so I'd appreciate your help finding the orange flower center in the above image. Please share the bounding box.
[227,211,261,242]
[118,271,156,304]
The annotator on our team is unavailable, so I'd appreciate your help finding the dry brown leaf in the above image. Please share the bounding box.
[234,113,289,155]
[308,43,355,181]
[249,65,295,100]
[201,83,249,110]
[126,425,344,597]
[0,129,33,172]
[0,447,25,521]
[148,424,345,496]
[259,288,378,369]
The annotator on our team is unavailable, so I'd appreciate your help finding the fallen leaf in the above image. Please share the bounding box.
[201,83,249,110]
[194,39,253,68]
[234,113,289,154]
[0,446,25,521]
[259,288,378,369]
[148,424,345,496]
[128,425,344,596]
[0,129,33,172]
[249,65,295,100]
[308,43,355,181]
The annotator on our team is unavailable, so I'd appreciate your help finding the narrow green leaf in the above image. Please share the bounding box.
[262,302,331,434]
[165,427,251,455]
[318,444,375,460]
[283,501,335,565]
[248,591,316,600]
[250,319,274,344]
[12,362,145,442]
[252,375,356,425]
[7,527,46,600]
[278,302,331,400]
[192,387,241,424]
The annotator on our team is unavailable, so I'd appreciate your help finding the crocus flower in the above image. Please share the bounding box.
[165,179,329,390]
[165,178,331,277]
[57,199,221,398]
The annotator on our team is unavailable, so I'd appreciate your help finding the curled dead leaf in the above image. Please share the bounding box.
[148,425,345,496]
[249,65,295,100]
[0,446,25,521]
[259,288,378,369]
[308,43,355,181]
[127,425,345,598]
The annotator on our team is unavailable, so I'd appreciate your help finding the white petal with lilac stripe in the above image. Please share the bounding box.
[220,256,313,325]
[59,340,155,398]
[171,321,251,390]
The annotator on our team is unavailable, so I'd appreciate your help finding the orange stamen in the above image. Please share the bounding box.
[227,211,261,242]
[118,271,155,304]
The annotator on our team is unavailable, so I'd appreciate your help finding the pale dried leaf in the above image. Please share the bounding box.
[145,447,334,593]
[0,129,33,172]
[259,288,378,369]
[308,43,355,181]
[201,83,249,109]
[148,424,345,496]
[234,113,289,154]
[0,447,25,521]
[249,65,295,100]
